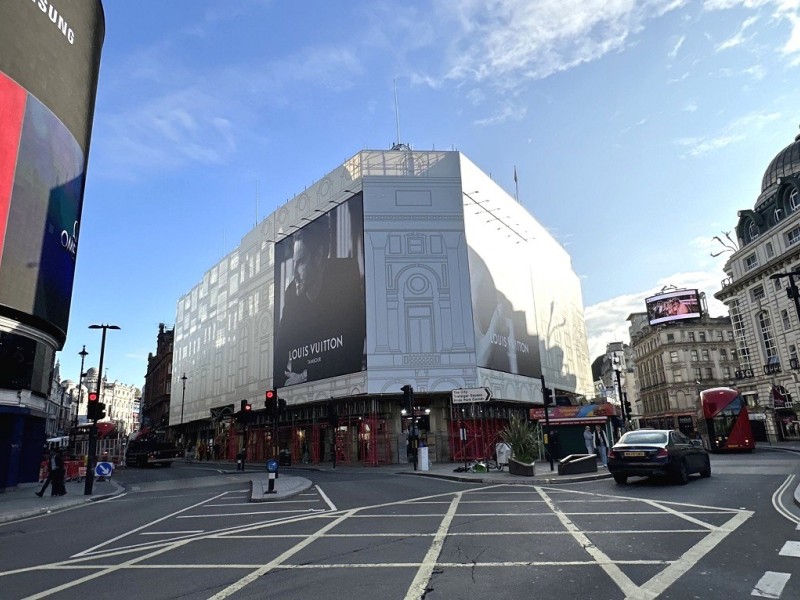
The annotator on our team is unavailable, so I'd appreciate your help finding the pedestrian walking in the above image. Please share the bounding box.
[198,442,207,462]
[213,442,221,461]
[583,425,595,455]
[36,449,66,497]
[236,447,246,471]
[594,424,609,467]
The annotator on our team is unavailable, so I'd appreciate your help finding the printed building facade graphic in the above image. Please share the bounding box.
[172,150,593,435]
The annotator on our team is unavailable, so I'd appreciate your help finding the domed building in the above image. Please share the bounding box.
[715,128,800,442]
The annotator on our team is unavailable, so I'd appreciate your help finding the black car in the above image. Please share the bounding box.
[607,429,711,485]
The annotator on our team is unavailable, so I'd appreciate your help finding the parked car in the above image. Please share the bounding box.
[608,429,711,485]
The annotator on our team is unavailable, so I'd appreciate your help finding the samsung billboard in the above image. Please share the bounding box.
[273,194,367,388]
[645,289,702,326]
[0,0,104,345]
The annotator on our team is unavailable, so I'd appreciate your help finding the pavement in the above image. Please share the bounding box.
[2,446,799,525]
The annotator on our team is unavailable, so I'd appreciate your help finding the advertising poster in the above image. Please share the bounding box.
[645,289,702,326]
[0,73,84,336]
[273,194,367,387]
[466,243,541,378]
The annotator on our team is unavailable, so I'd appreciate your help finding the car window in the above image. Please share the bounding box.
[621,432,667,444]
[671,431,690,445]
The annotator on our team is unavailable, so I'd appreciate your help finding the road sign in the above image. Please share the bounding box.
[94,462,113,477]
[266,458,279,473]
[452,387,492,404]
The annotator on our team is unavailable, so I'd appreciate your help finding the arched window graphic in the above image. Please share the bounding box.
[774,206,785,223]
[403,273,435,354]
[748,221,760,242]
[758,310,778,364]
[790,188,800,213]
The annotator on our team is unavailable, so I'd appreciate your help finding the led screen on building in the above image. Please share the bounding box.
[645,289,702,326]
[273,194,367,387]
[0,0,104,344]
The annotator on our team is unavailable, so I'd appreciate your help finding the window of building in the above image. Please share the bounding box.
[702,349,710,361]
[720,348,727,360]
[744,253,759,271]
[782,309,792,330]
[670,351,679,362]
[787,226,800,247]
[759,310,778,362]
[687,332,695,342]
[752,285,765,302]
[691,350,699,362]
[748,221,760,241]
[694,368,702,380]
[791,345,798,366]
[729,300,752,369]
[774,277,783,292]
[791,188,800,212]
[703,367,713,380]
[766,240,776,257]
[699,331,706,342]
[666,333,674,342]
[673,369,683,382]
[717,330,724,341]
[723,366,731,379]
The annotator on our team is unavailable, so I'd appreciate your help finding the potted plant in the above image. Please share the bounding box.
[499,414,536,476]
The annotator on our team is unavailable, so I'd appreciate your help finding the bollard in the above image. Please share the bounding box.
[267,472,277,494]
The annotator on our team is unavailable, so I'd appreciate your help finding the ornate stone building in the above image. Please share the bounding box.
[142,323,174,430]
[715,129,800,442]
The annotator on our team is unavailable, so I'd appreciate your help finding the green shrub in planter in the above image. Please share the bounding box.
[499,415,537,464]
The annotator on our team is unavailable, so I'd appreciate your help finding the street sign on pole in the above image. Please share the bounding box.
[452,388,492,404]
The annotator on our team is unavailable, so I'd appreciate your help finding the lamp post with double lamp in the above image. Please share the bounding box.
[769,270,800,322]
[180,373,187,442]
[84,324,120,495]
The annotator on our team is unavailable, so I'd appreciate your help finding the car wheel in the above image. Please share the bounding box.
[700,458,711,478]
[675,460,689,485]
[613,474,627,485]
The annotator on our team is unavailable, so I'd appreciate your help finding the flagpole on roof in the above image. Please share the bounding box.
[513,165,519,202]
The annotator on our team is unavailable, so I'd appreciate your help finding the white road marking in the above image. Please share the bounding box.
[206,500,319,507]
[139,531,205,535]
[316,484,337,511]
[206,510,358,599]
[72,491,229,557]
[772,475,800,525]
[178,509,323,518]
[405,494,461,600]
[537,487,641,598]
[778,541,800,557]
[752,571,791,598]
[639,510,752,599]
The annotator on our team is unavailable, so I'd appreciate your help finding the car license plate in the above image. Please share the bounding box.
[625,451,645,457]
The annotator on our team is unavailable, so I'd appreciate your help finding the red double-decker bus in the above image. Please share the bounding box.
[697,387,755,451]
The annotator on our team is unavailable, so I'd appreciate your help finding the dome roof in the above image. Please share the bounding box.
[85,367,99,377]
[761,131,800,193]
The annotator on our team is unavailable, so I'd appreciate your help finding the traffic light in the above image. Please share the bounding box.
[624,400,632,416]
[265,390,277,417]
[237,399,252,423]
[401,384,413,413]
[540,376,553,406]
[87,391,105,421]
[241,399,252,412]
[278,397,287,415]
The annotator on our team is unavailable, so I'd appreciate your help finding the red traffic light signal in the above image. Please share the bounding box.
[240,399,252,412]
[88,391,98,402]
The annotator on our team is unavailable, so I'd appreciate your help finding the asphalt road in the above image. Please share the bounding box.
[1,452,799,600]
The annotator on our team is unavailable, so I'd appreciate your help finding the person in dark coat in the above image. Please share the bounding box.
[36,449,66,497]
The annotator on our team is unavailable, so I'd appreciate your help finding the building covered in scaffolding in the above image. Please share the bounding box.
[171,149,593,466]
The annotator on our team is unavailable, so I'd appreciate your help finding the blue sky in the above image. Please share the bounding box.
[56,0,800,390]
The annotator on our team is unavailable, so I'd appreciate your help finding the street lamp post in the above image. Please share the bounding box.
[180,373,187,441]
[71,346,88,444]
[769,270,800,322]
[85,324,120,495]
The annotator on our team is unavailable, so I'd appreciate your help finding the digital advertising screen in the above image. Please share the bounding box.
[273,194,367,388]
[0,1,104,344]
[645,289,702,326]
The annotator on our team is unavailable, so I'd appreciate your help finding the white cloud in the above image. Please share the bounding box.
[584,266,730,360]
[669,34,686,57]
[435,0,685,89]
[674,111,781,157]
[472,102,528,126]
[715,15,759,51]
